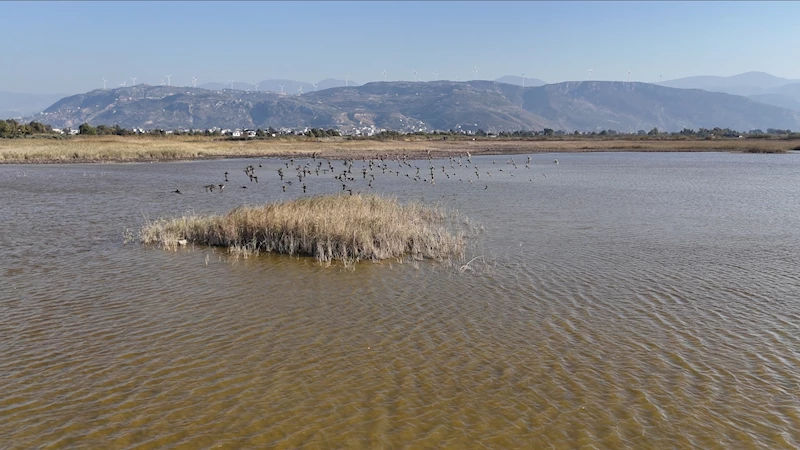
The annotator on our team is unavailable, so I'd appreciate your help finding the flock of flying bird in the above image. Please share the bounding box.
[172,151,559,196]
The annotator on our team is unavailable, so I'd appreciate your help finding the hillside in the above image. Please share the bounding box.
[29,81,800,133]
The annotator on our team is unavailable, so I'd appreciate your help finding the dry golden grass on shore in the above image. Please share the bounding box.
[138,194,471,267]
[0,135,794,163]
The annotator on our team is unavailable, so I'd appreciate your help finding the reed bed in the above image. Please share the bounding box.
[2,135,795,163]
[139,194,470,266]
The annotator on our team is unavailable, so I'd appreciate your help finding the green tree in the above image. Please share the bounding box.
[79,123,97,135]
[647,127,659,136]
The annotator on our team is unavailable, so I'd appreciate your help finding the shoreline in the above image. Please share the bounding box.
[0,136,794,164]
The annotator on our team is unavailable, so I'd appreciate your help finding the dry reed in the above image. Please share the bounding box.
[138,194,470,266]
[2,135,795,164]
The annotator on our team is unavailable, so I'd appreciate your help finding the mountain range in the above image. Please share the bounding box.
[28,80,800,133]
[7,71,800,124]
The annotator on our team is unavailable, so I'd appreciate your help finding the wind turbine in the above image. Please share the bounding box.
[278,84,284,94]
[254,83,259,92]
[588,69,593,80]
[659,74,663,82]
[165,74,172,86]
[192,76,198,88]
[228,80,235,90]
[298,86,303,95]
[130,77,137,86]
[119,80,127,87]
[101,77,108,89]
[160,78,164,86]
[473,66,478,80]
[345,74,349,87]
[627,70,631,82]
[413,69,418,82]
[383,69,387,82]
[522,72,525,87]
[312,83,318,92]
[433,70,437,80]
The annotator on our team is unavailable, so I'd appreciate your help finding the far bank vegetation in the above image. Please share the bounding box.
[2,121,798,163]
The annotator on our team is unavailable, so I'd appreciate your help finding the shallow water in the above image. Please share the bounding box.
[1,152,799,449]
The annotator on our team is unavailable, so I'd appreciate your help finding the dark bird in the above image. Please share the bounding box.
[242,185,248,189]
[218,184,225,191]
[173,189,182,194]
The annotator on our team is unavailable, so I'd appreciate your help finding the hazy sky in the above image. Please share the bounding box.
[3,1,800,94]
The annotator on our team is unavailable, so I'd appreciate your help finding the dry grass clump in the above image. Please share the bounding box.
[139,194,469,266]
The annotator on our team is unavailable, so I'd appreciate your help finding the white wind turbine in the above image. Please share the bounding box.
[254,83,259,92]
[228,80,235,90]
[278,84,284,94]
[413,69,418,82]
[101,77,108,89]
[119,80,127,87]
[298,86,303,95]
[588,69,593,80]
[130,77,137,86]
[473,66,478,79]
[383,69,387,82]
[522,72,525,87]
[345,75,349,86]
[192,76,198,88]
[165,74,172,86]
[627,70,631,82]
[312,83,318,92]
[433,70,437,80]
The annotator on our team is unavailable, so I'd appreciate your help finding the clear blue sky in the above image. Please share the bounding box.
[3,1,799,94]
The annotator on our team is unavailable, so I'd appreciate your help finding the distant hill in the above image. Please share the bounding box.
[658,71,800,92]
[494,75,547,87]
[0,91,69,119]
[198,79,358,94]
[658,72,800,112]
[747,93,800,112]
[29,81,800,133]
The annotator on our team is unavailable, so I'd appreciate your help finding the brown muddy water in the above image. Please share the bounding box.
[1,152,799,449]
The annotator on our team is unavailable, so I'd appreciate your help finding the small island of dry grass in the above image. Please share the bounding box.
[139,194,470,266]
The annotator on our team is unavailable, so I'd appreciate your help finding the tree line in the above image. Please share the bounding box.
[0,119,56,138]
[1,119,798,140]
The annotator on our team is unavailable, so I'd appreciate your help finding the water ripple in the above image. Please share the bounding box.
[1,154,800,448]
